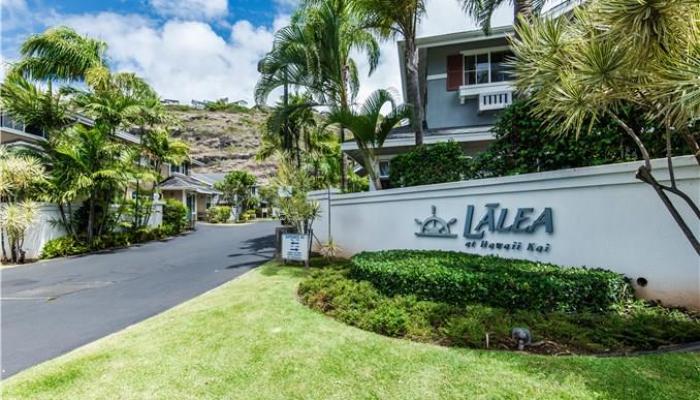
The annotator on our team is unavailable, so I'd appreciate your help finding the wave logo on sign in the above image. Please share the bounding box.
[415,205,458,238]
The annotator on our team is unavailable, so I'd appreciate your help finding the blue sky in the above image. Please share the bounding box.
[1,0,514,104]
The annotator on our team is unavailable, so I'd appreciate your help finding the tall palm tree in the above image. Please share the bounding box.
[0,72,70,135]
[52,124,127,243]
[257,94,319,166]
[63,71,159,136]
[459,0,546,33]
[13,26,108,84]
[327,89,412,190]
[257,0,379,189]
[141,128,190,190]
[355,0,426,146]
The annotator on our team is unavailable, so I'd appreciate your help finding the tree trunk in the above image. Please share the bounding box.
[87,195,96,244]
[339,127,347,191]
[404,38,424,146]
[636,166,700,255]
[609,112,700,255]
[681,129,700,166]
[1,227,7,262]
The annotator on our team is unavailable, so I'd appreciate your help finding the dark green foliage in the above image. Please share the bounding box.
[350,250,633,312]
[390,101,685,188]
[389,141,468,188]
[298,267,700,353]
[206,206,231,223]
[345,169,369,193]
[162,199,188,234]
[466,100,683,179]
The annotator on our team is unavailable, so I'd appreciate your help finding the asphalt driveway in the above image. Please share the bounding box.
[1,221,278,378]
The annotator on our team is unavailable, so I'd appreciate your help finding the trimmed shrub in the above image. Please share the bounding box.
[298,267,700,353]
[389,141,469,188]
[350,250,633,312]
[238,209,257,222]
[163,198,188,233]
[207,206,231,223]
[40,236,89,259]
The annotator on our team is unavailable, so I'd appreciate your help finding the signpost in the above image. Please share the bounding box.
[281,233,310,267]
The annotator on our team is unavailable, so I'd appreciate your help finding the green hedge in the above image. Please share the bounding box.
[350,250,633,312]
[389,141,469,188]
[298,266,700,353]
[163,199,188,233]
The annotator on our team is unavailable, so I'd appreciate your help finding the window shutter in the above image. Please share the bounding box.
[446,54,463,91]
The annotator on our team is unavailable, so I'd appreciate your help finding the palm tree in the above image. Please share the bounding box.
[52,124,127,243]
[354,0,426,146]
[327,89,412,190]
[257,0,379,189]
[1,72,70,135]
[141,128,189,190]
[459,0,546,33]
[257,94,319,166]
[510,0,700,254]
[13,26,107,84]
[63,71,159,136]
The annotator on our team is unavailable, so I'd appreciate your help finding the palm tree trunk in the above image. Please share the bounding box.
[513,1,533,26]
[339,127,347,190]
[87,194,96,243]
[404,38,424,146]
[1,227,7,262]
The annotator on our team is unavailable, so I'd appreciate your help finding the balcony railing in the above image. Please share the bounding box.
[479,91,512,112]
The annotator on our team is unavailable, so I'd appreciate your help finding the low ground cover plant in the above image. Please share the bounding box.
[298,263,700,355]
[41,226,181,259]
[350,250,632,312]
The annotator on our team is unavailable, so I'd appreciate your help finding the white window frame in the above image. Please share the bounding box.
[459,46,513,88]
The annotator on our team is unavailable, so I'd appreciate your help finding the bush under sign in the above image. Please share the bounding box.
[282,233,309,262]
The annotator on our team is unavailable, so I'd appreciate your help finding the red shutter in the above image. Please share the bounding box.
[446,54,463,91]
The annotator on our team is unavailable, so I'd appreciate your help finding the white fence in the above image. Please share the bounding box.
[1,201,164,261]
[309,156,700,309]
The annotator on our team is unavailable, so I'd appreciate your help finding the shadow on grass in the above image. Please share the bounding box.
[504,351,700,400]
[258,262,313,279]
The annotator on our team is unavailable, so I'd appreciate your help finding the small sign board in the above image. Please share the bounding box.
[281,233,309,262]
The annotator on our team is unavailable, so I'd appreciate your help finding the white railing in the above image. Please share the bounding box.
[478,91,512,112]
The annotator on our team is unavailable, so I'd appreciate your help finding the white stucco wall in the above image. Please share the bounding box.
[2,202,164,262]
[309,156,700,309]
[2,203,69,260]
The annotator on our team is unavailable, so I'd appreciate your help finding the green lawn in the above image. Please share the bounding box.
[3,262,699,400]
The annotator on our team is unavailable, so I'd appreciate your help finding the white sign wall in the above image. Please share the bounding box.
[309,156,700,309]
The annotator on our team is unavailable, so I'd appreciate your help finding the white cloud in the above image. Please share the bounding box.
[52,12,284,105]
[148,0,228,20]
[26,0,516,107]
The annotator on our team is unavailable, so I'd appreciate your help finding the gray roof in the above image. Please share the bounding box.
[191,173,227,185]
[160,173,221,194]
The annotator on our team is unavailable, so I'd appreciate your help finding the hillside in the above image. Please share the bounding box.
[167,106,276,182]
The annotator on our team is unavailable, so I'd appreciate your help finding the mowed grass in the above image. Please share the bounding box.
[3,262,699,400]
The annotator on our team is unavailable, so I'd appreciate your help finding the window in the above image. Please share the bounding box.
[170,162,190,175]
[490,50,513,82]
[379,160,391,178]
[462,50,514,86]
